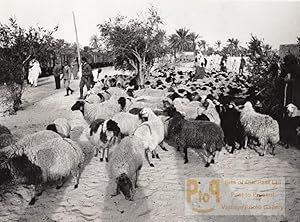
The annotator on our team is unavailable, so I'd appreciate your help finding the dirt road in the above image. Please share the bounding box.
[0,77,299,222]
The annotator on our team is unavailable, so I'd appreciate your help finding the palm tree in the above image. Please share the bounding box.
[168,28,191,52]
[90,35,100,49]
[187,32,199,54]
[198,40,207,54]
[215,40,222,52]
[233,39,240,56]
[227,38,236,56]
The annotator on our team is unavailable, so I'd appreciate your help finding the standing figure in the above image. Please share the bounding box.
[28,58,42,87]
[62,62,74,96]
[220,56,227,72]
[79,57,92,99]
[53,61,62,89]
[71,58,79,80]
[239,55,246,75]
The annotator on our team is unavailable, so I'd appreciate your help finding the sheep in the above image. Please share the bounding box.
[163,98,202,119]
[165,106,225,167]
[200,99,221,125]
[111,112,142,136]
[71,97,132,125]
[0,125,14,149]
[286,103,300,117]
[239,101,280,156]
[84,92,105,104]
[133,108,167,167]
[218,103,244,153]
[0,137,84,205]
[109,136,143,201]
[46,118,71,138]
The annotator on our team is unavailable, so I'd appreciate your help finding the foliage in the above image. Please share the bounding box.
[98,7,167,85]
[0,18,57,112]
[246,34,281,119]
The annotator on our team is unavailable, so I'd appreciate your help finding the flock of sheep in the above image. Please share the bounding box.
[1,67,300,204]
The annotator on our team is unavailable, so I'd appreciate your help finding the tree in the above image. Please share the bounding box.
[215,40,222,52]
[0,18,57,113]
[168,28,192,53]
[187,32,199,54]
[247,34,281,119]
[98,7,167,86]
[198,40,207,54]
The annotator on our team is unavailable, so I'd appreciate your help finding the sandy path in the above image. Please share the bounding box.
[0,76,300,222]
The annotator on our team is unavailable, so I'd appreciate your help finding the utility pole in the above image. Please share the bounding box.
[72,11,82,77]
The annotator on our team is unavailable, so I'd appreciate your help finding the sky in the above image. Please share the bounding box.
[1,0,300,50]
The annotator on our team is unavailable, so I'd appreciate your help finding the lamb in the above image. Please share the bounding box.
[133,108,167,167]
[109,136,143,201]
[46,118,71,138]
[88,118,121,161]
[165,106,225,167]
[239,101,280,156]
[0,137,84,205]
[71,97,132,125]
[0,125,14,149]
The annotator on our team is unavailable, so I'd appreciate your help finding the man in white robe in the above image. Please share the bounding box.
[28,59,42,87]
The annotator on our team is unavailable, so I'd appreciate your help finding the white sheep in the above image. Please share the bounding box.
[240,101,280,156]
[201,99,221,125]
[133,108,167,167]
[1,136,84,205]
[111,112,142,136]
[163,98,202,119]
[84,92,104,104]
[109,136,143,201]
[46,118,71,138]
[71,97,132,125]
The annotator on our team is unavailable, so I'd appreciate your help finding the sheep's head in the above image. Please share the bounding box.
[163,98,173,109]
[71,101,85,113]
[97,93,105,103]
[117,173,133,201]
[139,108,153,122]
[105,120,121,137]
[46,124,58,135]
[286,103,298,117]
[242,101,254,112]
[89,119,105,136]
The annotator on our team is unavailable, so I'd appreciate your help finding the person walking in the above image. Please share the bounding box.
[53,61,62,89]
[28,58,42,87]
[239,55,246,75]
[79,57,92,99]
[62,61,74,96]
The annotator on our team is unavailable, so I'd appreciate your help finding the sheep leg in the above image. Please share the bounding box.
[152,150,155,158]
[145,148,154,167]
[29,185,38,205]
[56,177,66,189]
[72,168,80,189]
[270,144,275,156]
[135,170,139,188]
[244,136,248,149]
[184,146,189,164]
[104,148,109,162]
[159,141,168,151]
[94,145,100,157]
[111,184,120,197]
[100,148,104,162]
